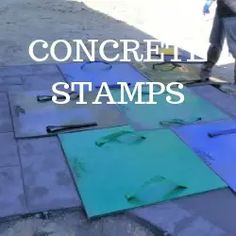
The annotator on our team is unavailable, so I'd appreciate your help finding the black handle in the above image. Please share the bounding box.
[208,129,236,138]
[37,92,79,103]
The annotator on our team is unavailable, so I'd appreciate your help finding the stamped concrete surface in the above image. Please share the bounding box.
[0,0,235,235]
[0,64,236,235]
[0,132,27,218]
[0,166,27,218]
[0,65,81,219]
[18,137,81,212]
[0,64,162,235]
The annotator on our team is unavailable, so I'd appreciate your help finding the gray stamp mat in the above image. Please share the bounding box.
[9,90,127,138]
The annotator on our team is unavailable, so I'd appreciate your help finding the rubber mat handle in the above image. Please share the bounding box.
[46,122,98,134]
[160,117,202,127]
[125,175,187,202]
[37,92,79,103]
[95,130,146,147]
[81,61,112,71]
[208,129,236,138]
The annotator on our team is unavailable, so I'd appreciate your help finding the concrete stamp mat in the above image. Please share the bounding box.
[112,87,229,130]
[59,126,225,218]
[174,119,236,192]
[9,90,127,138]
[57,62,147,88]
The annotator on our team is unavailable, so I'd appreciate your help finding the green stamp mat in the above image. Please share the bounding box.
[112,87,229,130]
[59,126,226,218]
[133,62,200,84]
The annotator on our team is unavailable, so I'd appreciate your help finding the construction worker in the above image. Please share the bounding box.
[201,0,236,84]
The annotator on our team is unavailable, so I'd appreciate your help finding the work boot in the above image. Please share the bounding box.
[200,62,214,81]
[200,45,222,80]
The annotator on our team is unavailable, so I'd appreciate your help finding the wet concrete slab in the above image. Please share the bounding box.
[0,166,27,218]
[17,137,81,212]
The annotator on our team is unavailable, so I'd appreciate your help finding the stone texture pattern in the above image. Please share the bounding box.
[0,65,236,235]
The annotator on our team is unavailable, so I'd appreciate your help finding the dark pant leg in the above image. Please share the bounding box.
[200,15,225,79]
[233,55,236,83]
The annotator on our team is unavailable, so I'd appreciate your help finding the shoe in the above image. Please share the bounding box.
[200,64,212,81]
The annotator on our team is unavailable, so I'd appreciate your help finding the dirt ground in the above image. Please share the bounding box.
[0,0,234,82]
[0,1,235,235]
[0,209,161,236]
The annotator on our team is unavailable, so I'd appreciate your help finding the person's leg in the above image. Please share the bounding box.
[234,55,236,84]
[200,15,225,80]
[200,45,222,79]
[223,17,236,84]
